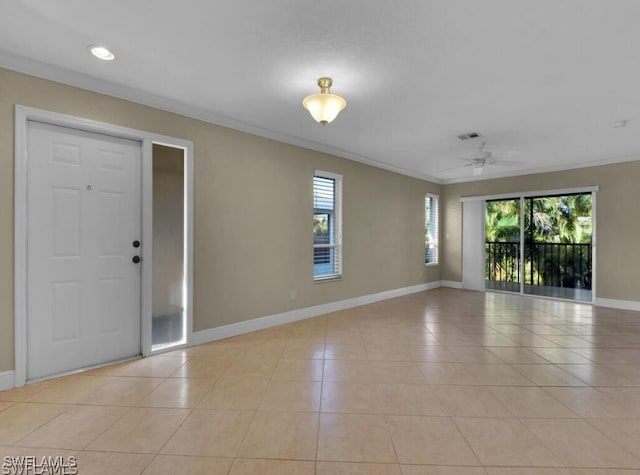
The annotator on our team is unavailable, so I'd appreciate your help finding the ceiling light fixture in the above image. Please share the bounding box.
[303,77,346,125]
[88,45,115,61]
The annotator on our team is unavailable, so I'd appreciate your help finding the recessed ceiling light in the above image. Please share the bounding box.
[613,120,629,128]
[88,45,115,61]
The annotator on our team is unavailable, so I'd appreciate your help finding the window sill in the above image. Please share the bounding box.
[314,275,342,283]
[425,263,439,267]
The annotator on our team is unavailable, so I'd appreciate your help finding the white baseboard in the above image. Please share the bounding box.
[441,280,463,289]
[193,281,441,346]
[0,370,15,391]
[440,282,640,313]
[594,297,640,312]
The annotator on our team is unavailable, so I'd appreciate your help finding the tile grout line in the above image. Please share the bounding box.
[314,319,328,469]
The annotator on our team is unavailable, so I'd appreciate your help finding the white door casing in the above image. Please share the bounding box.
[14,105,194,388]
[27,121,142,380]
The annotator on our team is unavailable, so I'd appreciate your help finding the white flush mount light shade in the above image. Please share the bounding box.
[303,77,346,125]
[88,45,115,61]
[303,93,346,124]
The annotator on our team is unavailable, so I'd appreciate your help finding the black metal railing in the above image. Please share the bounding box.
[486,241,592,289]
[486,242,521,283]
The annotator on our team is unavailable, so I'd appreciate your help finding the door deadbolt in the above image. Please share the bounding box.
[133,240,140,248]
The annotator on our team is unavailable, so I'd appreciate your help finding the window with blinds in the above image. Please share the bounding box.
[425,194,439,265]
[313,171,342,280]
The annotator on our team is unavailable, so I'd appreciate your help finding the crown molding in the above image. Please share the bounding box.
[0,50,442,185]
[3,50,636,187]
[441,153,640,184]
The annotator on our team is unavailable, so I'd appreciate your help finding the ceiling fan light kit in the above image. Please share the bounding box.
[472,159,487,176]
[303,77,347,125]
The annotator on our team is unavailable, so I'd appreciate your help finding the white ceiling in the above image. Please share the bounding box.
[1,0,639,183]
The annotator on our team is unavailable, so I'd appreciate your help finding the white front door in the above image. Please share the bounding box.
[27,121,142,381]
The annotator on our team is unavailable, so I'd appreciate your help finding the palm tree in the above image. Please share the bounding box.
[527,195,591,243]
[524,194,592,287]
[485,199,520,283]
[485,199,520,242]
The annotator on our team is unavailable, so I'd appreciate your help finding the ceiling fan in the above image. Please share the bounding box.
[444,141,521,176]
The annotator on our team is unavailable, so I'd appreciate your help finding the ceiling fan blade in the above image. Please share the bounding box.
[494,160,524,166]
[439,165,465,173]
[453,141,521,175]
[495,149,520,159]
[440,160,476,173]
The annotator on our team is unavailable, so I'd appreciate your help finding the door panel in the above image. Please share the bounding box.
[52,187,82,256]
[522,194,593,302]
[27,121,142,380]
[51,281,81,342]
[462,201,486,291]
[485,199,521,293]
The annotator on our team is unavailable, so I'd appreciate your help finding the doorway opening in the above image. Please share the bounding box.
[485,193,593,302]
[151,144,189,351]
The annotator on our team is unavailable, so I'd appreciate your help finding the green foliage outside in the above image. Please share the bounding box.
[314,214,329,240]
[524,194,592,244]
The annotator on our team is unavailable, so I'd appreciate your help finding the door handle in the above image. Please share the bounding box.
[132,256,141,264]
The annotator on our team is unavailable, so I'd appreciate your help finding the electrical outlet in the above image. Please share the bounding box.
[289,289,296,301]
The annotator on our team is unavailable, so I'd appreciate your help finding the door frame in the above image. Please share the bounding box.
[14,105,194,387]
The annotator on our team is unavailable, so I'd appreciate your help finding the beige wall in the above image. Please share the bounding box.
[442,161,640,301]
[0,68,441,372]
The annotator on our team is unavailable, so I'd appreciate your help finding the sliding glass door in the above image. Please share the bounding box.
[523,194,592,302]
[485,193,593,302]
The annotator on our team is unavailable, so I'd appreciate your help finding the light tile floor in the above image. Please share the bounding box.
[2,288,640,474]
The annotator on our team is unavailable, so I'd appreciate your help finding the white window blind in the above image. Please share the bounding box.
[313,171,342,280]
[425,194,439,265]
